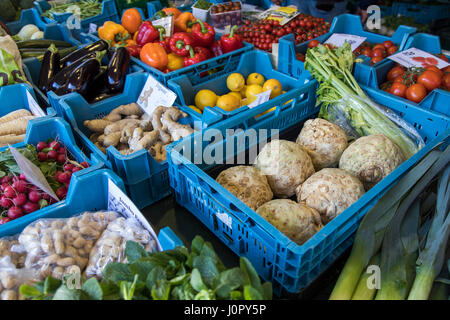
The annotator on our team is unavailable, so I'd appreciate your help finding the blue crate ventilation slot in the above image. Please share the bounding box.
[167,83,450,296]
[278,14,416,79]
[0,168,182,251]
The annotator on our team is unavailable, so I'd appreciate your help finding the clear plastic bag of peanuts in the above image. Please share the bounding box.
[17,211,118,280]
[84,216,158,280]
[0,236,27,269]
[0,256,38,300]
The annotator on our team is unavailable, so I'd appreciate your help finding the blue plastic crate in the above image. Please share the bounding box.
[6,8,80,46]
[379,5,394,17]
[0,84,56,119]
[167,83,450,295]
[394,2,450,24]
[53,72,195,209]
[354,33,450,117]
[168,49,313,128]
[0,168,183,251]
[34,0,120,39]
[277,14,416,79]
[0,116,106,232]
[80,30,254,86]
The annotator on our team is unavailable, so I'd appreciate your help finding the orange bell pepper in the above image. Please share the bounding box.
[121,8,142,34]
[140,43,168,70]
[162,7,182,19]
[174,12,196,33]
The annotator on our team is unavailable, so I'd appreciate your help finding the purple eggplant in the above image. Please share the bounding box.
[38,44,60,93]
[106,47,130,93]
[60,40,109,68]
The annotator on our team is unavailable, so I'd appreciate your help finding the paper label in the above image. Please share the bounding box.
[107,179,162,251]
[9,145,59,201]
[152,16,174,37]
[89,23,97,33]
[26,91,45,117]
[388,48,450,69]
[216,212,232,230]
[325,33,367,51]
[248,90,272,109]
[137,75,177,116]
[271,43,279,69]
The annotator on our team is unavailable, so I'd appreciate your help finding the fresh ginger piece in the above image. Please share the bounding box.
[0,109,32,125]
[103,103,144,121]
[104,119,142,136]
[149,143,167,162]
[0,116,35,136]
[102,131,121,147]
[84,119,112,133]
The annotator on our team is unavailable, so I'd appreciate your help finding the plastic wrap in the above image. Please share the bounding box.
[18,211,118,280]
[0,237,27,269]
[84,216,158,279]
[0,256,38,300]
[320,93,425,156]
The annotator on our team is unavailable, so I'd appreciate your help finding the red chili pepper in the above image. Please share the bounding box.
[210,41,223,57]
[219,25,243,53]
[183,47,211,67]
[135,21,163,46]
[169,32,195,57]
[191,20,215,48]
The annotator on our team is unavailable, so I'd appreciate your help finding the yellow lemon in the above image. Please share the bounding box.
[255,106,276,119]
[228,91,242,101]
[188,105,203,114]
[247,73,265,86]
[262,79,283,99]
[216,94,241,112]
[240,98,249,107]
[240,85,247,98]
[245,84,263,100]
[194,89,217,111]
[226,73,245,92]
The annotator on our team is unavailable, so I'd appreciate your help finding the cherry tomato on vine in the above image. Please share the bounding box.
[417,70,442,91]
[406,83,427,103]
[387,66,406,81]
[389,82,408,98]
[308,40,320,49]
[382,40,394,48]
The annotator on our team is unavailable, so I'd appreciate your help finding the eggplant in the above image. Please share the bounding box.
[65,58,101,96]
[82,67,108,101]
[38,44,60,93]
[106,47,130,92]
[60,40,109,68]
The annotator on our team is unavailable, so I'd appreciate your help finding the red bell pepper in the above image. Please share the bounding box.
[219,25,243,54]
[126,44,141,57]
[191,20,215,48]
[210,41,223,57]
[156,27,171,53]
[183,47,211,67]
[169,32,195,57]
[135,21,164,46]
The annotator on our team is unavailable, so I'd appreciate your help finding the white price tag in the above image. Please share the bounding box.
[216,212,232,230]
[107,179,162,251]
[26,91,45,117]
[247,90,272,109]
[89,23,97,33]
[271,43,279,70]
[137,75,177,116]
[388,48,450,69]
[152,16,174,37]
[324,33,367,51]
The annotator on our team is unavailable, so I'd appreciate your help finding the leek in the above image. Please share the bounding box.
[408,166,450,300]
[351,253,380,300]
[305,43,420,159]
[330,146,449,300]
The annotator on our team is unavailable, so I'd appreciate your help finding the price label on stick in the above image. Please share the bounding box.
[26,91,45,117]
[248,90,271,109]
[152,16,174,37]
[324,33,367,51]
[388,48,450,69]
[137,75,177,116]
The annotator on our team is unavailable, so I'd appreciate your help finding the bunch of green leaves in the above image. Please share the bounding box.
[19,236,273,300]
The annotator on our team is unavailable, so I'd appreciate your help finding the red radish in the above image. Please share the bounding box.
[38,152,48,161]
[28,191,42,203]
[57,172,70,184]
[3,186,15,198]
[72,167,82,173]
[65,182,70,189]
[0,197,13,208]
[12,176,20,183]
[19,173,28,181]
[49,141,60,151]
[58,147,66,155]
[1,183,10,192]
[47,150,58,160]
[64,164,74,171]
[23,201,39,214]
[36,142,48,152]
[56,188,67,199]
[13,193,27,206]
[1,176,11,184]
[12,180,27,193]
[8,206,23,220]
[57,154,66,164]
[0,217,11,225]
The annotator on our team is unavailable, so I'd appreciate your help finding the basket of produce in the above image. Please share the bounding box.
[22,39,135,111]
[209,1,242,29]
[276,14,416,80]
[354,33,450,117]
[192,0,212,22]
[33,0,120,38]
[82,11,253,86]
[0,116,104,231]
[168,49,313,128]
[167,42,450,295]
[53,72,196,209]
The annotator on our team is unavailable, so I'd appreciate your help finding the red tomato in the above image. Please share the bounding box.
[443,66,450,73]
[389,82,408,98]
[371,56,384,65]
[417,70,442,91]
[406,83,427,103]
[308,40,320,48]
[373,44,385,51]
[387,46,398,55]
[387,66,406,81]
[361,48,372,57]
[425,65,443,78]
[382,40,394,48]
[371,48,385,58]
[443,73,450,90]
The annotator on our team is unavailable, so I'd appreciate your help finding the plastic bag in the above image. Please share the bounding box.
[84,216,158,279]
[320,93,425,157]
[18,211,118,280]
[0,237,27,269]
[0,256,38,300]
[0,34,28,87]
